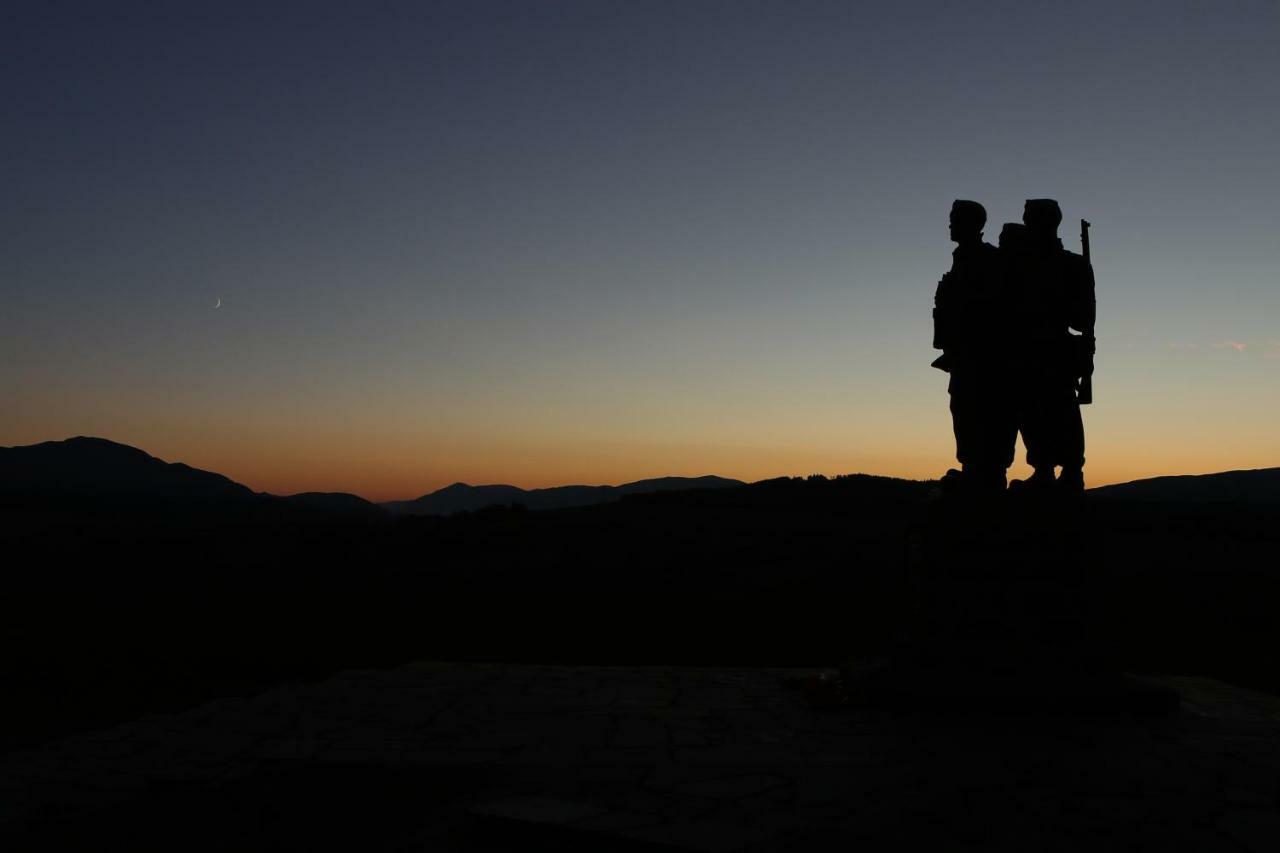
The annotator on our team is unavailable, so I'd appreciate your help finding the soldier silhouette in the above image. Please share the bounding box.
[932,200,1016,494]
[1009,199,1096,492]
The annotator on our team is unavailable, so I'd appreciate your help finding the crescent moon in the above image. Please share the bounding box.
[214,298,221,309]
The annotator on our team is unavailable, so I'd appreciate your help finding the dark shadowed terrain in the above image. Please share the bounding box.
[383,475,745,516]
[3,438,1279,754]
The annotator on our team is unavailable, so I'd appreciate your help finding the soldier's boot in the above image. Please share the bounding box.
[940,467,1004,497]
[1009,467,1055,494]
[963,465,1007,495]
[1057,467,1085,493]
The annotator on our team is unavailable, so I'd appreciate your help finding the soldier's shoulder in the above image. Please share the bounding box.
[1058,248,1094,282]
[967,242,999,263]
[1056,247,1089,267]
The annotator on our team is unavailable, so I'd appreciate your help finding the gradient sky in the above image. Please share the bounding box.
[4,1,1279,500]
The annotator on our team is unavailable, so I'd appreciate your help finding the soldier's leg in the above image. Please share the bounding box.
[948,374,1001,491]
[1057,395,1086,490]
[1020,388,1055,475]
[995,385,1020,475]
[946,375,1003,492]
[1013,384,1054,484]
[949,377,976,470]
[974,377,1014,489]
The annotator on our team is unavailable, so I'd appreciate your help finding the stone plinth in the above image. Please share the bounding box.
[848,494,1180,714]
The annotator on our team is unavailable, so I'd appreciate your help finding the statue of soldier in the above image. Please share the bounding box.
[932,200,1016,494]
[1012,199,1096,492]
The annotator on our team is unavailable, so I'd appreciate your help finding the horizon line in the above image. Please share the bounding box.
[5,434,1277,505]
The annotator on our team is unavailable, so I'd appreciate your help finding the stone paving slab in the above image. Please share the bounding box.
[2,664,1279,850]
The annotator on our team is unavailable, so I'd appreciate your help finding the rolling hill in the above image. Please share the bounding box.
[1089,468,1280,503]
[381,475,745,516]
[0,437,380,517]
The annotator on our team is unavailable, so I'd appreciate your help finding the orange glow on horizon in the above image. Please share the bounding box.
[5,386,1277,503]
[24,434,1263,504]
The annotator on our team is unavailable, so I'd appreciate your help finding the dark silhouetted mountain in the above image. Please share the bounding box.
[382,475,745,516]
[1090,467,1280,504]
[0,437,384,518]
[0,436,257,503]
[282,491,386,518]
[386,483,527,515]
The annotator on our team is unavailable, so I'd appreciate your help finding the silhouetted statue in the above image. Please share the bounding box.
[1009,199,1096,492]
[998,221,1027,254]
[932,200,1016,493]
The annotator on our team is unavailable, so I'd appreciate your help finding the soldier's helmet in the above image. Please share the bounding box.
[950,199,986,229]
[1022,199,1062,235]
[999,222,1027,251]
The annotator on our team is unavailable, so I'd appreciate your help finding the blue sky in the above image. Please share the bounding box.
[4,1,1279,498]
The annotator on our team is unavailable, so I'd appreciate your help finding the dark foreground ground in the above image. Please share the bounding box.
[3,475,1278,753]
[3,663,1280,851]
[4,476,1280,848]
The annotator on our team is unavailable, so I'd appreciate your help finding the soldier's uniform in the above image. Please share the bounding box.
[1014,200,1095,484]
[934,202,1016,490]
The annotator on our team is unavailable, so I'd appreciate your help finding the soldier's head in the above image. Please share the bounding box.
[1022,199,1063,239]
[999,222,1027,252]
[949,200,986,244]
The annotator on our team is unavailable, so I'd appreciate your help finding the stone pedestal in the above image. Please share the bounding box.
[843,494,1179,715]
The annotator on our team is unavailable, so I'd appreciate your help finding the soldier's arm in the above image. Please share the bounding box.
[933,272,952,350]
[1070,256,1096,386]
[1068,255,1096,334]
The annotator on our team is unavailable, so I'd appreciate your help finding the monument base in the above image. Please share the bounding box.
[822,493,1181,716]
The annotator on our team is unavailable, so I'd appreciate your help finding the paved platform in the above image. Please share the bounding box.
[3,664,1280,850]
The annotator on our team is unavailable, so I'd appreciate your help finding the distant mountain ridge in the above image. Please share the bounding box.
[0,438,743,518]
[0,437,257,502]
[0,437,380,517]
[4,437,1277,515]
[382,475,745,516]
[1089,467,1280,503]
